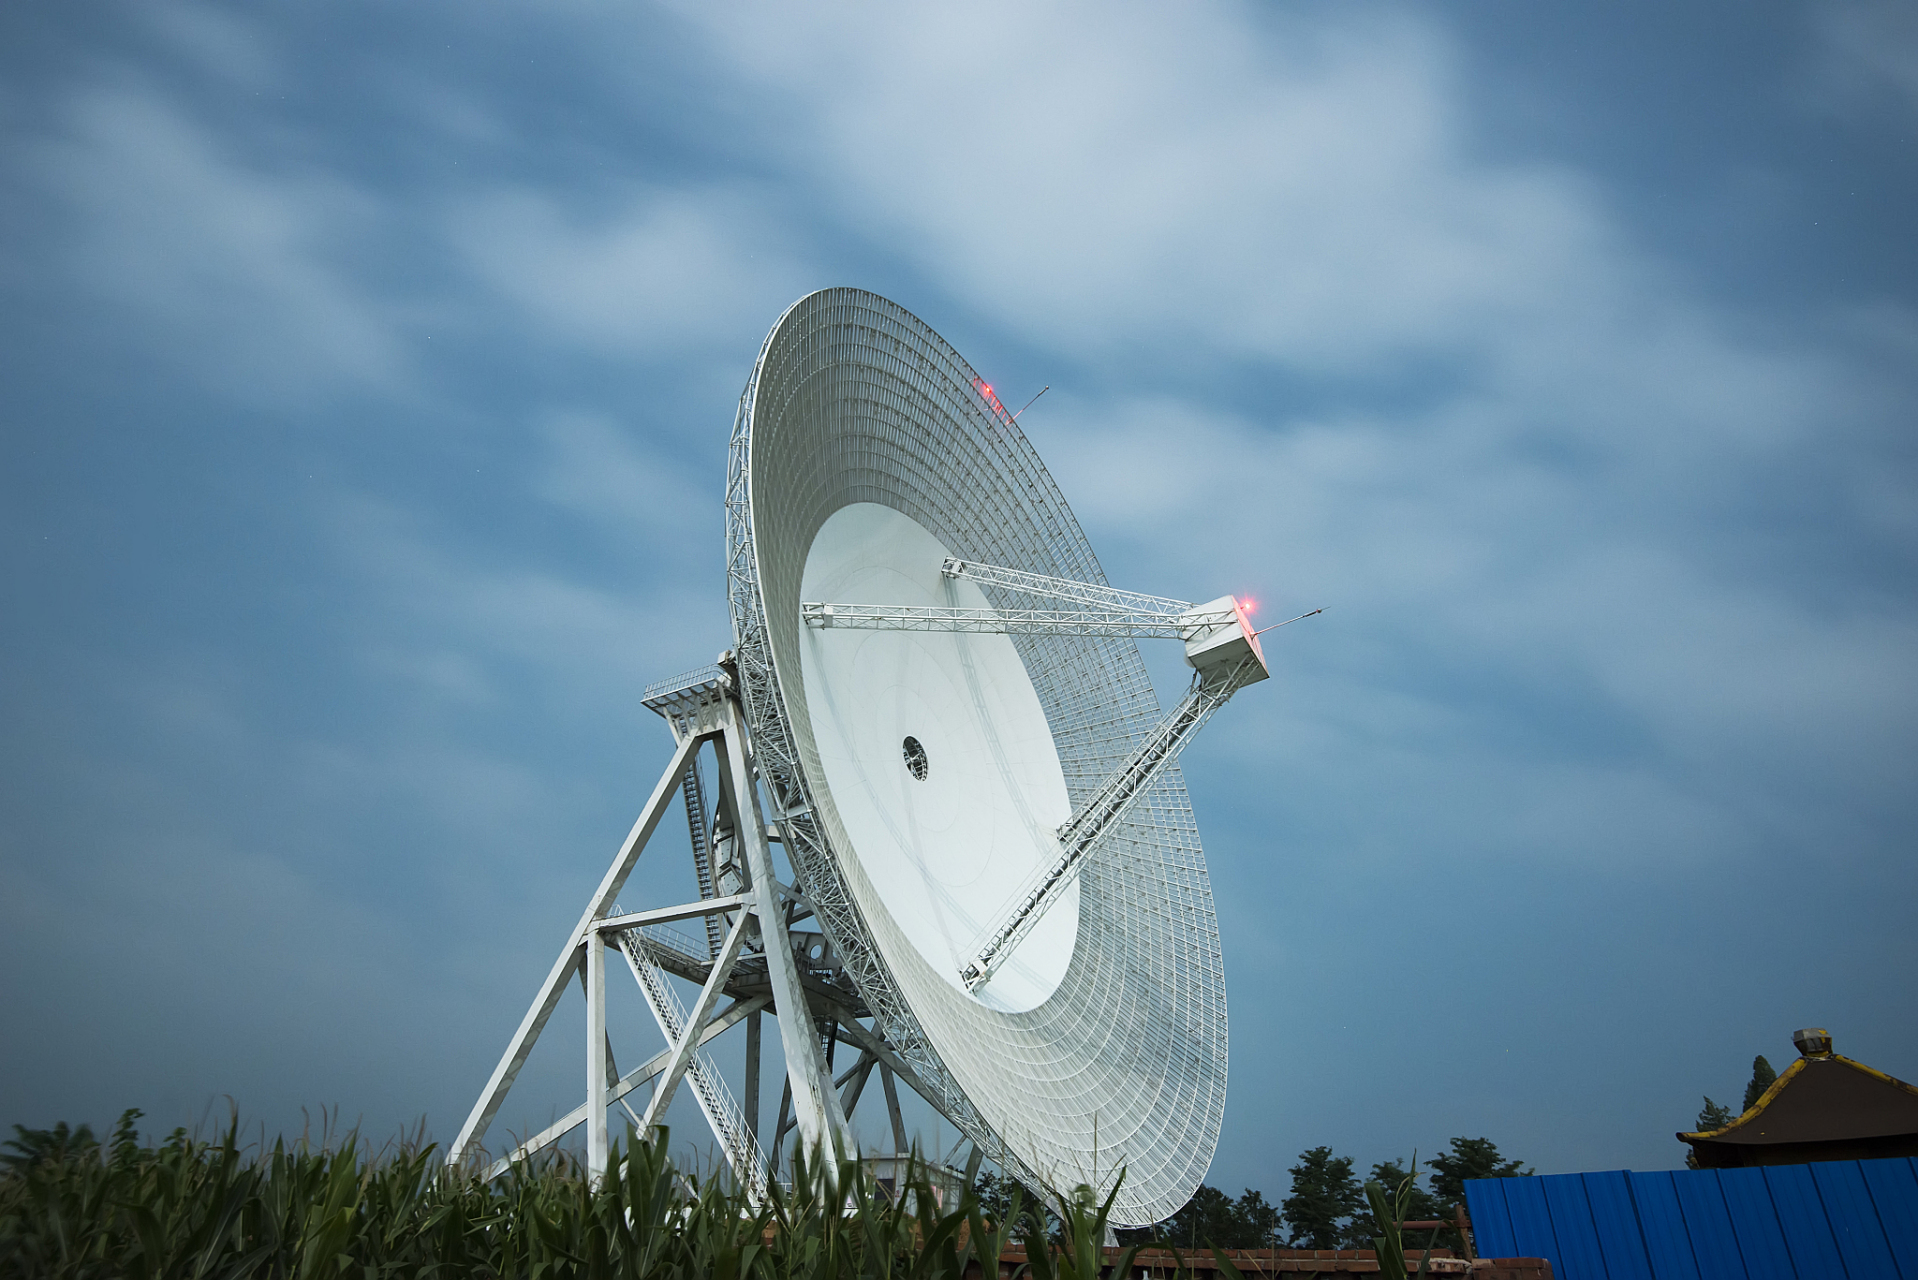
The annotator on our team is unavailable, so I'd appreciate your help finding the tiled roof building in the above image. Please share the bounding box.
[1678,1028,1918,1169]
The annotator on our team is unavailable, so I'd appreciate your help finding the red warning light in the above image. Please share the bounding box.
[1238,596,1257,615]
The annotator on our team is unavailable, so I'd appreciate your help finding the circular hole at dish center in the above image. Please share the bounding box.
[902,735,929,781]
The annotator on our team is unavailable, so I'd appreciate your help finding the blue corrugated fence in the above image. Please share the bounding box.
[1464,1158,1918,1279]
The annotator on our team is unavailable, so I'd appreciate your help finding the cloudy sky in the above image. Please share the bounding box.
[3,0,1915,1203]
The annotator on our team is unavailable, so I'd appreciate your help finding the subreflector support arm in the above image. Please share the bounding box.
[801,559,1284,993]
[958,652,1265,992]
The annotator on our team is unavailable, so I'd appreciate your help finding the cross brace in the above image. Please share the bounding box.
[448,671,977,1197]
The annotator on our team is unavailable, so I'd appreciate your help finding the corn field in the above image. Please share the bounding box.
[0,1110,1145,1280]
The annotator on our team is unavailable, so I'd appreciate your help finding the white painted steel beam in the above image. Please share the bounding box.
[681,753,724,958]
[840,1053,878,1116]
[481,994,768,1181]
[615,907,766,1194]
[636,909,751,1131]
[772,1078,792,1163]
[455,679,935,1196]
[961,655,1265,992]
[448,729,703,1167]
[939,558,1193,616]
[800,601,1234,638]
[586,932,609,1177]
[594,894,751,934]
[825,1012,952,1137]
[743,1010,761,1148]
[832,1049,875,1090]
[880,1064,908,1156]
[719,698,854,1161]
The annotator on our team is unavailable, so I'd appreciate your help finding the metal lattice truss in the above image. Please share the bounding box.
[800,601,1236,639]
[802,557,1236,639]
[941,558,1192,615]
[799,558,1264,992]
[962,653,1265,992]
[725,289,1233,1227]
[446,670,958,1197]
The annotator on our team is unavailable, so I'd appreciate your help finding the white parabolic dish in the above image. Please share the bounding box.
[725,288,1226,1226]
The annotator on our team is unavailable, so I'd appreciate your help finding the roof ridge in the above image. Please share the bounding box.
[1677,1051,1918,1142]
[1678,1056,1806,1141]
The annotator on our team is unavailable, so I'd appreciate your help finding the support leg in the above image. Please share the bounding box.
[484,995,766,1180]
[773,1078,793,1166]
[586,934,608,1178]
[448,731,702,1166]
[744,1010,761,1148]
[718,702,852,1161]
[881,1064,908,1156]
[840,1053,877,1117]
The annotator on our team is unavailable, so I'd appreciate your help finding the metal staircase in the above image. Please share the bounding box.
[614,920,768,1199]
[680,760,724,959]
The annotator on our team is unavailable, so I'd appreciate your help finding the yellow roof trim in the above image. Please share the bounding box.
[1678,1054,1918,1142]
[1679,1057,1806,1141]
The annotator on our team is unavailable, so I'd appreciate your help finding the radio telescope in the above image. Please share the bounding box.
[448,288,1274,1228]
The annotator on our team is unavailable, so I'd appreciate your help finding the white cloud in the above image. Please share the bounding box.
[31,78,409,400]
[686,1,1623,372]
[534,410,711,546]
[1815,0,1918,117]
[654,0,1918,866]
[322,487,722,715]
[139,1,283,91]
[449,184,810,357]
[1043,383,1918,850]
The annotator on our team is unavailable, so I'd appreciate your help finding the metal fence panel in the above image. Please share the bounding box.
[1468,1158,1918,1278]
[1466,1177,1519,1261]
[1858,1158,1918,1280]
[1504,1178,1561,1271]
[1716,1167,1797,1280]
[1541,1173,1609,1280]
[1807,1162,1898,1280]
[1761,1165,1843,1280]
[1669,1169,1751,1280]
[1625,1171,1705,1280]
[1584,1171,1656,1280]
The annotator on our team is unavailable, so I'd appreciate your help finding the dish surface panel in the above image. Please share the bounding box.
[800,503,1080,1013]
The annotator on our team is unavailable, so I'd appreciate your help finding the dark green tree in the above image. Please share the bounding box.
[1282,1146,1366,1249]
[1157,1184,1235,1249]
[1743,1056,1777,1112]
[1426,1137,1531,1214]
[1369,1160,1440,1224]
[1118,1185,1280,1249]
[1374,1155,1464,1253]
[1696,1097,1736,1132]
[1684,1097,1739,1168]
[971,1169,1021,1224]
[1230,1189,1283,1249]
[1186,1184,1238,1249]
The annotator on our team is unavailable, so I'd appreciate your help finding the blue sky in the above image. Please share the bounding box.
[2,0,1915,1204]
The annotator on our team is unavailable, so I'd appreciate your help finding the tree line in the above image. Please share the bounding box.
[1099,1136,1531,1254]
[1686,1053,1777,1167]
